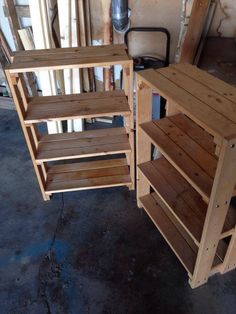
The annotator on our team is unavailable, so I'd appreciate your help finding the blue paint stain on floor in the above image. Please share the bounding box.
[0,239,71,269]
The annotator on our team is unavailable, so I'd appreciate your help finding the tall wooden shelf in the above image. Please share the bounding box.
[136,63,236,288]
[6,44,134,201]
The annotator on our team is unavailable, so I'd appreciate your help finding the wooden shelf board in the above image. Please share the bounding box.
[137,68,236,140]
[46,158,131,194]
[25,90,130,124]
[159,65,236,125]
[36,127,131,162]
[140,114,217,202]
[140,192,196,276]
[139,158,207,245]
[171,63,236,106]
[8,44,131,73]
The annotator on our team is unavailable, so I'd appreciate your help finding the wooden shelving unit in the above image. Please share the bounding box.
[6,44,134,200]
[136,63,236,288]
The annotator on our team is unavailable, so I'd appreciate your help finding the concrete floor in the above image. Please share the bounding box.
[1,108,236,314]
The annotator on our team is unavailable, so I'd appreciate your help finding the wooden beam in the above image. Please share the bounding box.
[4,0,23,50]
[101,0,113,91]
[136,77,153,204]
[0,28,13,63]
[78,0,90,92]
[18,28,35,50]
[29,0,62,134]
[179,0,211,63]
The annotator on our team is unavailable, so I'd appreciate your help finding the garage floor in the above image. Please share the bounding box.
[1,108,236,314]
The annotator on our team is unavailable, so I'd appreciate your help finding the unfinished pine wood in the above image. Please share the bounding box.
[141,118,214,202]
[45,158,131,194]
[36,127,130,162]
[136,80,153,199]
[139,158,208,245]
[140,192,196,275]
[5,71,49,201]
[7,44,131,73]
[136,64,236,288]
[172,63,236,105]
[168,114,216,157]
[138,69,236,140]
[158,66,236,125]
[123,62,135,190]
[190,139,236,288]
[24,90,130,124]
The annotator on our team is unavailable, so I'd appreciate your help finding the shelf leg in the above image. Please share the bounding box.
[5,70,50,201]
[123,63,135,189]
[190,138,236,288]
[136,77,153,206]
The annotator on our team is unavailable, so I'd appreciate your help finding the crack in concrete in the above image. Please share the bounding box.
[37,193,66,314]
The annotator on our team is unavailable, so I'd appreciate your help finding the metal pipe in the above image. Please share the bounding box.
[112,0,129,33]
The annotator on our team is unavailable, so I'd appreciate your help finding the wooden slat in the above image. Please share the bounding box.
[40,126,126,142]
[7,44,130,73]
[14,44,127,57]
[4,0,24,50]
[136,79,153,204]
[158,66,236,125]
[190,139,236,288]
[140,193,196,275]
[179,0,211,63]
[137,69,236,140]
[139,158,207,245]
[168,114,216,157]
[48,158,128,174]
[46,158,131,193]
[25,90,130,123]
[172,63,236,105]
[141,120,213,202]
[154,116,217,178]
[36,128,131,162]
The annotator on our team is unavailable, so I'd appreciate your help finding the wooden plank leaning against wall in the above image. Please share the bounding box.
[58,0,83,132]
[28,0,63,134]
[3,0,37,98]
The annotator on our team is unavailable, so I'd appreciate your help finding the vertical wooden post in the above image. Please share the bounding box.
[4,0,24,50]
[136,75,153,206]
[190,138,236,288]
[123,62,135,189]
[101,0,113,91]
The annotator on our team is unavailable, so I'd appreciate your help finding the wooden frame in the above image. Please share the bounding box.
[6,44,135,199]
[136,63,236,288]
